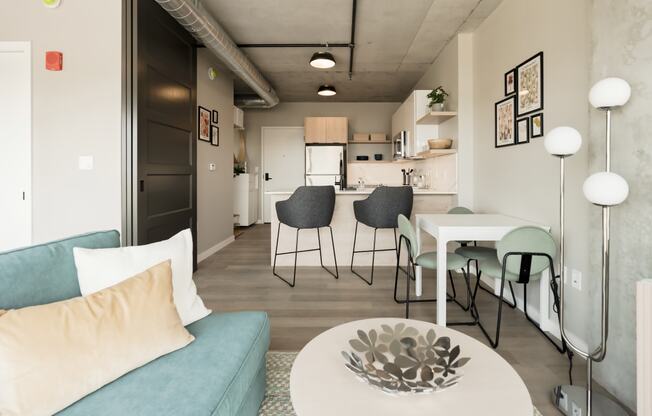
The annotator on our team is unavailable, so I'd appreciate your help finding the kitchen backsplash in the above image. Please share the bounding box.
[346,154,457,192]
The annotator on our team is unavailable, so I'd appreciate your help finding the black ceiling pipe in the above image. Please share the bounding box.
[235,0,358,79]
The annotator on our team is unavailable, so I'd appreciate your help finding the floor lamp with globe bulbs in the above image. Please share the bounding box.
[547,78,631,416]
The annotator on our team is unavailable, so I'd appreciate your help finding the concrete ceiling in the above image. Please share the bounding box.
[201,0,502,102]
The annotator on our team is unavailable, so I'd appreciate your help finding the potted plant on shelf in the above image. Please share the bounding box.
[427,86,449,112]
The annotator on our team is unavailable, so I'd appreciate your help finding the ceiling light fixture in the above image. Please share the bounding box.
[310,51,336,69]
[317,85,337,96]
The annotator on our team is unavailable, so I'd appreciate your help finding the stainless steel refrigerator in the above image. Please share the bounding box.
[305,145,345,188]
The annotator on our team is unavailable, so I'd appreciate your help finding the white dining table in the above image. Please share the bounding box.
[415,214,551,326]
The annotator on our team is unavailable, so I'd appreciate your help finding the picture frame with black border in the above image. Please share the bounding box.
[212,110,218,124]
[517,117,530,144]
[504,68,516,96]
[198,106,211,142]
[495,96,517,148]
[516,51,544,117]
[210,125,219,146]
[530,113,544,138]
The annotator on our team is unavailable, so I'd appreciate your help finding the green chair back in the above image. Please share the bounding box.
[397,214,418,259]
[447,206,474,214]
[496,226,556,276]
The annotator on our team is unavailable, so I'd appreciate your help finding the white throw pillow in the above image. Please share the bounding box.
[73,229,210,326]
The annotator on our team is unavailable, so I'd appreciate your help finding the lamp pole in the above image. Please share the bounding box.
[551,77,631,416]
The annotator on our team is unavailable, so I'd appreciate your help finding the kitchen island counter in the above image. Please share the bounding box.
[268,189,455,267]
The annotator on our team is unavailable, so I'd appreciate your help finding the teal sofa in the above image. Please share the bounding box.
[0,231,270,416]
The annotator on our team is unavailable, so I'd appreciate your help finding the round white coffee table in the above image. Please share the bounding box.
[290,318,533,416]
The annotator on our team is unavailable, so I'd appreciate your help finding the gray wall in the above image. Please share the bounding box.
[2,1,122,243]
[590,0,652,409]
[196,50,235,255]
[472,0,592,342]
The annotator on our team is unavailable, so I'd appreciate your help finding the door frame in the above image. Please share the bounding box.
[0,41,32,248]
[260,126,304,223]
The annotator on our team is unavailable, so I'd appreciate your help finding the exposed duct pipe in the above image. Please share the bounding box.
[155,0,279,108]
[234,94,270,109]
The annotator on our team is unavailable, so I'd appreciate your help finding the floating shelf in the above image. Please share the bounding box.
[348,140,392,144]
[416,111,457,125]
[415,149,457,159]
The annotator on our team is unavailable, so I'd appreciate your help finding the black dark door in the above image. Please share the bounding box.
[136,0,197,265]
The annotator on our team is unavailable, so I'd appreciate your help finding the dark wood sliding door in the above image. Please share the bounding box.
[136,0,197,265]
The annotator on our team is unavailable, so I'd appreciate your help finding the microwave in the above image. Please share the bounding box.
[393,130,412,159]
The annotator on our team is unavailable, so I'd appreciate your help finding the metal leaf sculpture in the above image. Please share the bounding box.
[342,323,471,394]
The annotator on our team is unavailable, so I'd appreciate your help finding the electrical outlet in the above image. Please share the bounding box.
[571,269,582,290]
[78,156,93,170]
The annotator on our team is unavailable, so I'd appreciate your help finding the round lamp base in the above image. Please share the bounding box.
[552,385,629,416]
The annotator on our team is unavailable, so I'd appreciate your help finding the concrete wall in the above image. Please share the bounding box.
[1,1,122,243]
[472,0,592,342]
[590,0,652,409]
[196,50,234,257]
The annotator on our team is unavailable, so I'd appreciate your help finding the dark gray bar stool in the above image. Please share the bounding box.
[350,186,413,285]
[273,186,338,287]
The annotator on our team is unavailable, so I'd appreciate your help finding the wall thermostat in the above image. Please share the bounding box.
[43,0,61,8]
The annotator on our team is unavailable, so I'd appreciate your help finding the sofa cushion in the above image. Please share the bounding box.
[0,261,195,416]
[0,231,120,310]
[57,311,270,416]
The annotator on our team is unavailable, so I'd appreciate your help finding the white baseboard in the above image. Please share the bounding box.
[197,235,235,263]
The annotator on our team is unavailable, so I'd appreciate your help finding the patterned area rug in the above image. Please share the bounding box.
[259,352,542,416]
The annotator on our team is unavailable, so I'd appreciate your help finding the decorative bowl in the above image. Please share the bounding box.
[428,138,453,149]
[341,323,470,395]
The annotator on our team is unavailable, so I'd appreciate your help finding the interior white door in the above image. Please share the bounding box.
[0,42,31,251]
[262,127,305,223]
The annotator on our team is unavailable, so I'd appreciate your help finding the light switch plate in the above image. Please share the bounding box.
[78,155,93,170]
[571,269,582,290]
[208,163,216,171]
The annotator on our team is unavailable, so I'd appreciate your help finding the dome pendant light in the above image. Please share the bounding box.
[317,85,337,96]
[310,51,336,69]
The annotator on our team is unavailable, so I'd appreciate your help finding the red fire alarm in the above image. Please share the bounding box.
[45,51,63,71]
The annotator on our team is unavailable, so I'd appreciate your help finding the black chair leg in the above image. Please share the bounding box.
[351,225,379,286]
[272,224,298,287]
[448,268,480,326]
[316,227,339,279]
[475,273,508,349]
[523,283,568,353]
[471,258,518,309]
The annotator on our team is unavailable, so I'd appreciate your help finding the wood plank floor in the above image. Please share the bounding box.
[195,224,617,415]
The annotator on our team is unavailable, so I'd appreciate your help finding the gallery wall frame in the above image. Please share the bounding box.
[495,95,517,148]
[516,51,544,117]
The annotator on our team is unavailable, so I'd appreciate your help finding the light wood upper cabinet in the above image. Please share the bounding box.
[325,117,348,143]
[304,117,348,143]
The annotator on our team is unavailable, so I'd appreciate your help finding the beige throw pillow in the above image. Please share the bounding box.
[0,260,195,416]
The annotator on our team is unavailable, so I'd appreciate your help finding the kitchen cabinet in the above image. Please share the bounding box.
[304,117,348,144]
[391,90,442,154]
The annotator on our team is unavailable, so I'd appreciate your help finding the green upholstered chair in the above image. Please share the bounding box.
[475,226,567,353]
[393,214,474,322]
[448,206,517,309]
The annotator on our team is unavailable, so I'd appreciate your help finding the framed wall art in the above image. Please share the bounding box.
[495,96,517,148]
[516,52,543,116]
[504,68,516,96]
[517,118,530,144]
[198,106,211,142]
[212,110,219,124]
[211,125,219,146]
[530,113,544,138]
